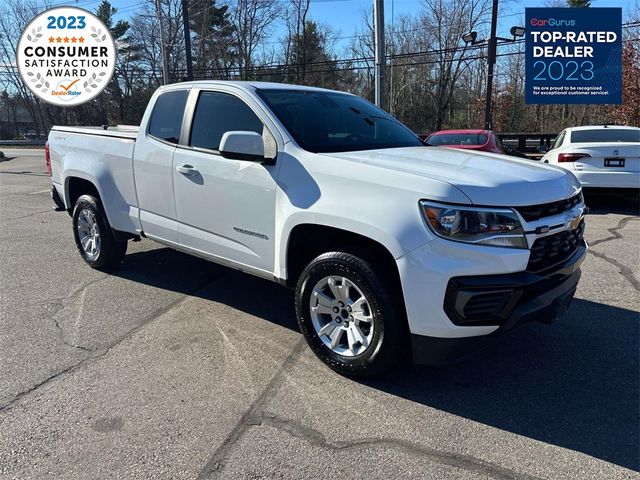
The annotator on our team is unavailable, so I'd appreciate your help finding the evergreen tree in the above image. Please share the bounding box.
[567,0,591,7]
[289,21,337,85]
[189,0,237,79]
[95,0,136,123]
[96,0,131,42]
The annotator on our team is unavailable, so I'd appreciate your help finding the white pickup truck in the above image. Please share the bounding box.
[48,81,588,376]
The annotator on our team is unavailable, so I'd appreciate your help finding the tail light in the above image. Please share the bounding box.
[45,142,51,175]
[558,153,590,163]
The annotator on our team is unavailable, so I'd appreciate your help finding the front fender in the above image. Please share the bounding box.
[276,211,427,281]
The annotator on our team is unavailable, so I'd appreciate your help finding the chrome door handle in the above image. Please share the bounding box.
[176,164,197,175]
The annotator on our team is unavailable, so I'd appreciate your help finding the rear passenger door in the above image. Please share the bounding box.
[134,89,189,243]
[172,88,279,275]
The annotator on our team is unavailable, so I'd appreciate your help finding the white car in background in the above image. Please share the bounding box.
[541,125,640,190]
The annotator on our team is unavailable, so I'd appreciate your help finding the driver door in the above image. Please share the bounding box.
[172,89,278,274]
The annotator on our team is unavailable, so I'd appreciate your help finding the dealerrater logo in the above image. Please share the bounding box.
[17,6,116,107]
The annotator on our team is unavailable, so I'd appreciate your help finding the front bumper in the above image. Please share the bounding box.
[573,170,640,189]
[411,241,586,365]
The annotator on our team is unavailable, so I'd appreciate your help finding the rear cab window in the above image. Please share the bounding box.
[147,90,189,144]
[189,91,263,152]
[570,129,640,143]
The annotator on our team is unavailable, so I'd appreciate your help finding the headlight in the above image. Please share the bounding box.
[420,200,527,249]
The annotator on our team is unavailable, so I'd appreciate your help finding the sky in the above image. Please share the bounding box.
[21,0,639,53]
[290,0,637,47]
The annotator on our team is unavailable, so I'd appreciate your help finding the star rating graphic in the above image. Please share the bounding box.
[18,6,115,107]
[48,36,84,44]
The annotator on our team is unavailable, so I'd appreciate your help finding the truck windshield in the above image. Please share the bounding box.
[256,89,423,153]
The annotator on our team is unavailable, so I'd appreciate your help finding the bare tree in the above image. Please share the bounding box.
[387,13,433,127]
[0,0,54,135]
[347,7,375,101]
[128,3,165,86]
[283,0,311,82]
[422,0,491,130]
[230,0,281,79]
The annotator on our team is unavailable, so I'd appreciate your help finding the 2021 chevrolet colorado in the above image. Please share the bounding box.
[48,81,588,376]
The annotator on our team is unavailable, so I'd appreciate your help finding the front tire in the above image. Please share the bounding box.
[295,252,405,377]
[72,194,127,270]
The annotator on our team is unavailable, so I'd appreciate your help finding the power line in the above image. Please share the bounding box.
[1,36,636,77]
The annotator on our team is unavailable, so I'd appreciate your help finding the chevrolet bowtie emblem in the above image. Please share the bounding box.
[568,215,582,230]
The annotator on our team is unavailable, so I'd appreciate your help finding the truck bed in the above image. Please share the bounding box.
[50,125,139,140]
[49,125,139,235]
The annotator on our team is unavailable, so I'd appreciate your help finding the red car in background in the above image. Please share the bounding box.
[424,129,529,158]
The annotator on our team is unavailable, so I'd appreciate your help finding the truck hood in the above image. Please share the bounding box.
[322,146,581,206]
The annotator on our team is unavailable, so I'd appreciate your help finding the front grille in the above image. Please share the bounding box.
[515,192,583,222]
[527,220,585,272]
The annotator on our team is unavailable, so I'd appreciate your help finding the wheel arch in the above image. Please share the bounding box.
[283,224,408,330]
[65,175,101,212]
[63,165,137,234]
[65,175,136,241]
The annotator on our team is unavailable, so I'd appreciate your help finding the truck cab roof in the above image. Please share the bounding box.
[158,80,345,95]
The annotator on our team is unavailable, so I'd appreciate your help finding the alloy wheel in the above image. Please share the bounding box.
[309,275,375,357]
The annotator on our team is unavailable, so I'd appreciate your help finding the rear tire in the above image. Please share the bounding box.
[72,194,127,270]
[295,252,405,377]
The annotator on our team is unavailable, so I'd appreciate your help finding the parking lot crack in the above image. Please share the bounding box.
[256,414,543,480]
[196,339,537,480]
[52,316,94,352]
[37,275,110,310]
[197,339,538,480]
[587,249,640,291]
[196,339,307,480]
[0,359,85,414]
[2,209,51,221]
[39,275,110,351]
[589,216,639,247]
[0,273,222,414]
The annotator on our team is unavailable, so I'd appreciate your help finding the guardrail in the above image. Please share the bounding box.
[497,132,558,154]
[418,131,557,160]
[0,139,47,147]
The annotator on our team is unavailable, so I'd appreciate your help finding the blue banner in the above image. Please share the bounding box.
[525,7,622,104]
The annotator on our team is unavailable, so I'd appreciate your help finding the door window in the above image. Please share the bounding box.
[190,92,263,151]
[147,90,188,144]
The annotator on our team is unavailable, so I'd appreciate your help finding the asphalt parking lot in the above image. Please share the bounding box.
[0,149,638,479]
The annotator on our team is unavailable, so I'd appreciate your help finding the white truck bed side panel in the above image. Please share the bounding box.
[52,125,138,139]
[50,129,140,234]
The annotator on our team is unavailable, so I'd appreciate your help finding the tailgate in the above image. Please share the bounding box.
[571,143,640,172]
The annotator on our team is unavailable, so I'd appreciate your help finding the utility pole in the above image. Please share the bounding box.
[484,0,499,129]
[373,0,385,108]
[389,0,394,114]
[462,5,524,129]
[182,0,193,81]
[156,0,170,85]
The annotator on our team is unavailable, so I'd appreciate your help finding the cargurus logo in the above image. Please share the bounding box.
[530,18,576,27]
